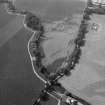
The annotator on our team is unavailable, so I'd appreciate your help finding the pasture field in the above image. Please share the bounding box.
[58,13,105,105]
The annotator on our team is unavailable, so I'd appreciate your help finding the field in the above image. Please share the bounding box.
[58,13,105,105]
[41,15,81,69]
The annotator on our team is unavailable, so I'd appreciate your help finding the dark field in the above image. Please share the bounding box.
[0,0,86,105]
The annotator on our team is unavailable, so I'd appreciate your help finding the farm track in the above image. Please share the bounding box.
[25,4,92,104]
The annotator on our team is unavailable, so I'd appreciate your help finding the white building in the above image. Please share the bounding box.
[92,0,105,5]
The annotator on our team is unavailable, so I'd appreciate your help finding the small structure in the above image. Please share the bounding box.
[92,0,105,6]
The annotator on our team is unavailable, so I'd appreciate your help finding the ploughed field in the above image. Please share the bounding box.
[58,14,105,105]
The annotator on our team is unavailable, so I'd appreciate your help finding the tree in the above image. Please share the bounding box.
[33,99,41,105]
[40,90,50,102]
[24,12,43,31]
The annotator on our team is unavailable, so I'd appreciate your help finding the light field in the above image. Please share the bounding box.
[40,15,82,72]
[58,14,105,105]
